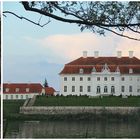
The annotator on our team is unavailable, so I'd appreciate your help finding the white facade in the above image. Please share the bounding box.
[60,73,140,96]
[3,93,40,100]
[60,52,140,96]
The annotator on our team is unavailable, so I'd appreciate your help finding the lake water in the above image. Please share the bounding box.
[4,120,140,138]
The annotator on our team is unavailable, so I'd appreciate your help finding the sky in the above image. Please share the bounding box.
[3,2,140,90]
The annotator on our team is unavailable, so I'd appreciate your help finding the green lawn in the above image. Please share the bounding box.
[34,95,140,107]
[3,100,25,117]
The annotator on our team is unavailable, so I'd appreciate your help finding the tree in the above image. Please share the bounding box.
[43,78,48,87]
[3,1,140,41]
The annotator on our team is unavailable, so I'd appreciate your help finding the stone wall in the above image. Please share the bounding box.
[20,106,140,115]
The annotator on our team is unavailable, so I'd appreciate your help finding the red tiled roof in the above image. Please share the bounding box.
[3,83,43,94]
[66,57,140,65]
[45,87,55,95]
[60,57,140,74]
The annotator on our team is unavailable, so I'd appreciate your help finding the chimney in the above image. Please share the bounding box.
[83,51,87,58]
[129,51,133,58]
[94,51,99,58]
[117,51,122,58]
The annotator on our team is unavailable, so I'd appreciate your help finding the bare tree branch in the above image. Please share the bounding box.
[3,11,50,27]
[98,26,140,41]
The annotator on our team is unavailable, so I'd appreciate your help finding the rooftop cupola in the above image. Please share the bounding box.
[117,51,122,58]
[94,51,99,58]
[83,51,87,58]
[129,51,134,58]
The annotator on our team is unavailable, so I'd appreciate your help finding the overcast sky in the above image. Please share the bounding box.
[3,2,140,90]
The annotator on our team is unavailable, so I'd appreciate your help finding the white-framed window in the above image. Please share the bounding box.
[15,88,19,92]
[79,68,84,74]
[21,95,23,99]
[97,77,100,81]
[80,77,83,81]
[64,77,67,81]
[26,95,28,99]
[97,86,101,93]
[87,77,91,81]
[11,95,13,99]
[6,95,8,99]
[104,86,108,93]
[80,86,83,92]
[87,86,91,92]
[129,68,133,74]
[129,86,132,92]
[72,77,75,81]
[121,86,125,92]
[26,88,29,92]
[111,86,115,93]
[121,77,125,81]
[72,86,75,92]
[16,95,18,99]
[64,86,67,92]
[5,88,9,92]
[104,77,107,81]
[111,77,114,81]
[137,86,140,93]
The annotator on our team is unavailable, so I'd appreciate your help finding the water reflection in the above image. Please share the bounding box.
[4,120,140,138]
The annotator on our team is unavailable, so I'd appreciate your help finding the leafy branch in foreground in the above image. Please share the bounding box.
[3,1,140,41]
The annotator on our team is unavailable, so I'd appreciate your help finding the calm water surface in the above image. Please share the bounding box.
[4,120,140,138]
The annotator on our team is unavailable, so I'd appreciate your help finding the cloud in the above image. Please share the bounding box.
[24,32,140,64]
[115,32,140,58]
[37,33,117,63]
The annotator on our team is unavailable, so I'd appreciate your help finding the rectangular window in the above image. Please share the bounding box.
[104,77,107,81]
[72,86,75,92]
[64,86,67,92]
[111,77,114,81]
[137,89,140,92]
[72,77,75,81]
[15,88,19,92]
[26,95,28,99]
[21,95,23,99]
[87,77,91,81]
[6,95,8,99]
[87,86,91,92]
[97,77,100,81]
[121,86,125,92]
[80,86,83,92]
[26,88,29,92]
[16,95,18,99]
[129,86,132,92]
[6,88,9,92]
[80,77,83,81]
[121,77,125,81]
[64,77,67,81]
[11,95,13,99]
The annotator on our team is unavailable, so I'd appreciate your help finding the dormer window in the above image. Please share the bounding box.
[15,88,19,92]
[129,68,133,74]
[92,67,96,73]
[116,66,120,73]
[79,68,84,74]
[26,88,29,92]
[5,88,9,92]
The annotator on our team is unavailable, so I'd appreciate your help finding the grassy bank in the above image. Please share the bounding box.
[34,95,140,106]
[3,100,25,119]
[3,97,140,121]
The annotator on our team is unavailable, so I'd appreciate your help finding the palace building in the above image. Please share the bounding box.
[59,51,140,96]
[3,83,56,100]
